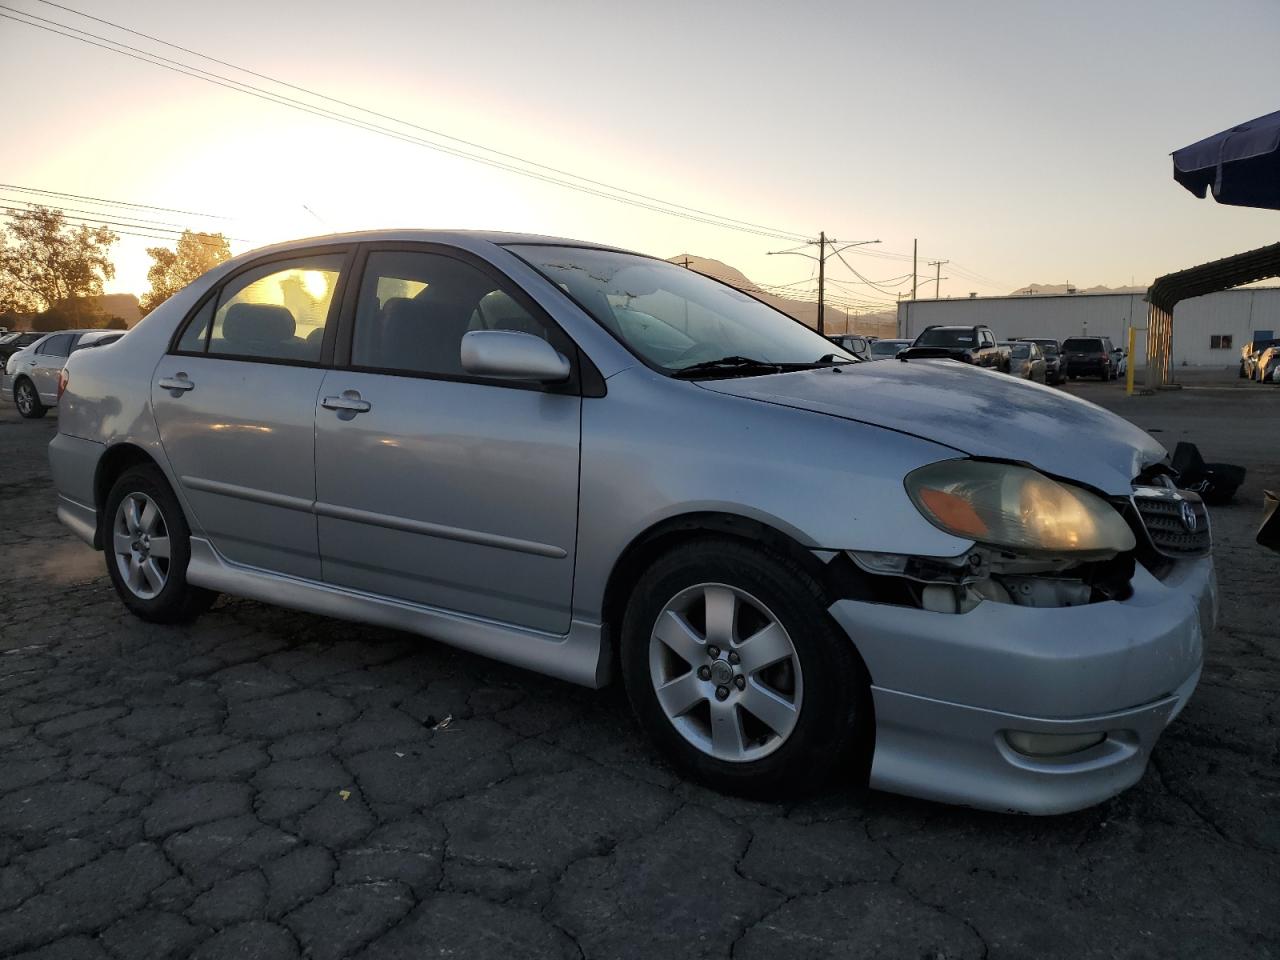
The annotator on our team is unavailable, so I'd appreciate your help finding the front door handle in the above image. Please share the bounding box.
[158,374,195,393]
[321,391,371,415]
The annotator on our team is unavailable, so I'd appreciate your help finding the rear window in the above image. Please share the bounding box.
[1009,343,1031,358]
[1062,338,1103,353]
[871,341,904,357]
[915,328,974,347]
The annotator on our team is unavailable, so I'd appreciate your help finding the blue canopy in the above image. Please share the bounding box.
[1173,110,1280,210]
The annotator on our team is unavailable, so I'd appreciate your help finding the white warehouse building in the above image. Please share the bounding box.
[896,288,1280,369]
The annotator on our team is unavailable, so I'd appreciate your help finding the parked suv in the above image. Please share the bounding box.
[1061,336,1114,380]
[50,230,1213,814]
[899,325,1009,370]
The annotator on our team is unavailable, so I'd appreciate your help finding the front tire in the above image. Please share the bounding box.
[14,378,46,419]
[103,465,217,623]
[620,538,870,799]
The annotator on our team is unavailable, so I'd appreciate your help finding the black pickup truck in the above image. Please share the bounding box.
[898,325,1010,371]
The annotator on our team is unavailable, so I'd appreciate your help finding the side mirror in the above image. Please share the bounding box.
[460,330,571,382]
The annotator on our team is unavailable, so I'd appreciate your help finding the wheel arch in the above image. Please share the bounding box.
[12,373,37,400]
[599,511,881,672]
[92,443,165,548]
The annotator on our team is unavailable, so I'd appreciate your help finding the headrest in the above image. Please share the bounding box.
[383,297,427,325]
[223,303,295,345]
[378,296,412,317]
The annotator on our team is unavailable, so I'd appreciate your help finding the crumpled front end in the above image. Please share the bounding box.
[827,477,1215,814]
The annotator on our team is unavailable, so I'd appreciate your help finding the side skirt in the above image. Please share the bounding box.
[186,538,609,688]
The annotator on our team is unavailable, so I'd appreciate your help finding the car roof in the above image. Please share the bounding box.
[222,229,637,264]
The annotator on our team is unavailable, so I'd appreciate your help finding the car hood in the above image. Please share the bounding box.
[697,359,1166,495]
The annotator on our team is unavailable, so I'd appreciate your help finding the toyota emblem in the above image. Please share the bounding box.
[1180,500,1198,533]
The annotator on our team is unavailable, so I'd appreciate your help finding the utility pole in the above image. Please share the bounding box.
[928,259,949,300]
[816,232,826,334]
[674,256,693,269]
[912,239,918,301]
[767,234,880,337]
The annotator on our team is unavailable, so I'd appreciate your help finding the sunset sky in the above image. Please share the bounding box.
[2,0,1279,307]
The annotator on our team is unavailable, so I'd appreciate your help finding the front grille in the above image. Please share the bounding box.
[1131,487,1211,559]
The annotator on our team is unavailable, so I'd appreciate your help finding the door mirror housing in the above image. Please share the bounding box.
[460,330,571,382]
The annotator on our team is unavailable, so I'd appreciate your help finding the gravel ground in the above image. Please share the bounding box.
[0,376,1277,960]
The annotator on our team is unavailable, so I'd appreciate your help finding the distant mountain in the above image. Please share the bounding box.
[666,254,898,338]
[1006,282,1147,296]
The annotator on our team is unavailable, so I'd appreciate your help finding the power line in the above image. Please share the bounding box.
[829,246,905,296]
[0,194,217,232]
[766,235,883,334]
[0,207,239,247]
[3,4,810,243]
[0,181,229,220]
[32,0,811,242]
[684,263,894,310]
[0,201,247,242]
[8,2,1017,292]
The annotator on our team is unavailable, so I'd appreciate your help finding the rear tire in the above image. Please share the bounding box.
[103,464,217,623]
[620,537,871,799]
[14,378,46,419]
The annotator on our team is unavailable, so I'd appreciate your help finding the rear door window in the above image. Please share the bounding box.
[207,255,345,363]
[36,334,73,357]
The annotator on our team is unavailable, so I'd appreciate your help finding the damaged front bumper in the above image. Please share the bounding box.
[829,556,1215,814]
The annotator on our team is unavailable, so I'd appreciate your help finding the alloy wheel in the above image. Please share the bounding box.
[112,492,171,599]
[648,583,803,762]
[15,382,33,415]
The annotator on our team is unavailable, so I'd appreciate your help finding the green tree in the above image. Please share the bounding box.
[140,230,231,315]
[0,207,117,327]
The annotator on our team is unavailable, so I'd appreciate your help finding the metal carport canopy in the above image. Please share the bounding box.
[1144,241,1280,385]
[1148,241,1280,313]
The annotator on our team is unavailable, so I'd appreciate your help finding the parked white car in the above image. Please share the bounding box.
[5,329,124,418]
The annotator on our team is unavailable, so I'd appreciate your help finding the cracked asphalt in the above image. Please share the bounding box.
[1,377,1277,960]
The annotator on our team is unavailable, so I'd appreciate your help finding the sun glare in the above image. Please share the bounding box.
[301,270,330,299]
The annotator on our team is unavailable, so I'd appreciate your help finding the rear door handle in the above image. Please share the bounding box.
[158,375,195,393]
[321,392,371,414]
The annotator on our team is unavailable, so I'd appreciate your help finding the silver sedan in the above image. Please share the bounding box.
[49,230,1213,813]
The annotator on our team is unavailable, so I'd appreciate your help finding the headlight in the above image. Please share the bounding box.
[905,460,1135,557]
